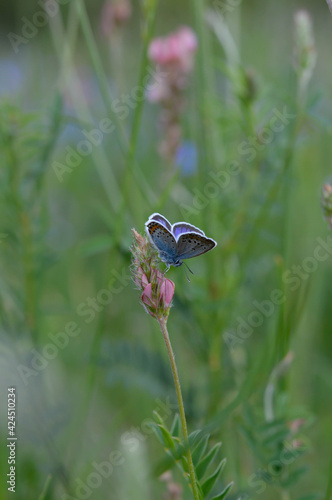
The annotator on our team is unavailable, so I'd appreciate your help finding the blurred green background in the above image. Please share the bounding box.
[0,0,332,499]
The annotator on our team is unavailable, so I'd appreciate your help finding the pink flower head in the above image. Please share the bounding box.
[141,270,175,317]
[131,229,175,320]
[148,26,198,73]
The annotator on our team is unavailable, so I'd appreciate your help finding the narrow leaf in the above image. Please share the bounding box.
[196,443,222,481]
[170,414,180,438]
[153,441,186,477]
[150,423,166,446]
[201,458,227,496]
[153,410,165,426]
[189,430,202,446]
[157,424,176,450]
[210,481,234,500]
[192,434,210,466]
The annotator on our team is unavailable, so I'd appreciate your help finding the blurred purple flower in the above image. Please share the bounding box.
[0,59,25,96]
[175,141,198,176]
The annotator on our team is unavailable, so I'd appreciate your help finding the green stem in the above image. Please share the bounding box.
[114,0,158,243]
[20,211,37,340]
[74,0,156,208]
[158,317,200,500]
[48,2,122,211]
[74,0,128,155]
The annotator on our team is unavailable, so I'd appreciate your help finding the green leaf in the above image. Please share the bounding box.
[151,412,177,450]
[196,443,222,481]
[258,418,287,432]
[261,428,290,448]
[157,424,176,450]
[170,414,180,438]
[192,434,210,466]
[280,466,308,487]
[149,423,165,446]
[153,441,186,476]
[210,481,234,500]
[201,458,227,496]
[189,430,202,446]
[273,445,306,465]
[153,411,165,426]
[180,454,189,474]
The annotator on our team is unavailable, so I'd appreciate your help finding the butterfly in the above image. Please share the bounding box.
[145,213,217,279]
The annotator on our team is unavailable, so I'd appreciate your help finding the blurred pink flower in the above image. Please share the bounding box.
[146,26,198,163]
[101,0,132,38]
[145,78,170,103]
[148,26,198,73]
[287,418,306,434]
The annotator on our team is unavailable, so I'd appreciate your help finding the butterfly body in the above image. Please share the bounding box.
[145,213,217,270]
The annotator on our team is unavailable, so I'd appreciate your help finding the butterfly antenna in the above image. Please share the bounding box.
[183,266,190,283]
[184,262,194,275]
[183,262,194,283]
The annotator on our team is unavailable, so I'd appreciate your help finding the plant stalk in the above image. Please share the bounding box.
[158,316,200,500]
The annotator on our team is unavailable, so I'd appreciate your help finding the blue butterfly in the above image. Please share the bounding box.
[145,213,217,278]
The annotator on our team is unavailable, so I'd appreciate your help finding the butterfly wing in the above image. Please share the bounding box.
[145,221,178,264]
[172,222,205,239]
[147,213,172,232]
[176,232,217,260]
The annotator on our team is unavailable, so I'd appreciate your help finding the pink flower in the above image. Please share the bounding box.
[141,272,175,317]
[148,26,198,73]
[146,27,198,162]
[131,229,175,320]
[145,78,170,103]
